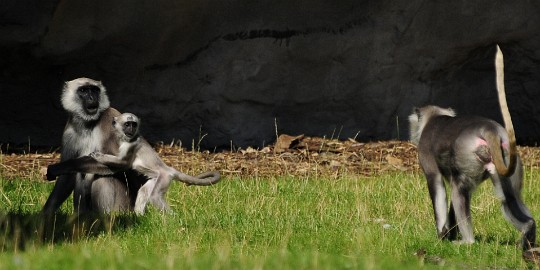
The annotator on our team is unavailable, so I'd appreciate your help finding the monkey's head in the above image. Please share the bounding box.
[61,77,110,121]
[408,105,456,145]
[113,113,140,141]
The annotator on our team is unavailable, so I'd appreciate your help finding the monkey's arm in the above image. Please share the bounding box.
[46,156,130,180]
[89,152,131,167]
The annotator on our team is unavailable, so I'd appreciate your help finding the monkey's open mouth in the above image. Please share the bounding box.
[86,105,99,114]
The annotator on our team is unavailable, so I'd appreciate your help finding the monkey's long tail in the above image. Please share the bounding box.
[493,44,517,177]
[172,170,221,186]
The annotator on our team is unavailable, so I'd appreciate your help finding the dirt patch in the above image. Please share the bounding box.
[1,135,540,180]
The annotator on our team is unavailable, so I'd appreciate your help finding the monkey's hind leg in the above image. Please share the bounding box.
[425,170,451,239]
[446,202,458,240]
[134,178,156,215]
[450,176,474,244]
[148,173,172,213]
[74,174,94,214]
[492,172,537,250]
[91,176,131,213]
[42,174,77,214]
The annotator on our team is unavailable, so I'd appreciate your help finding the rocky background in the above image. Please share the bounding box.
[1,0,540,149]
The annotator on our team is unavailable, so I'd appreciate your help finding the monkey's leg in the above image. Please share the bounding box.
[149,173,171,213]
[492,172,536,250]
[425,171,449,239]
[42,174,76,214]
[446,202,458,240]
[91,176,131,213]
[134,178,156,214]
[74,174,94,213]
[450,177,474,244]
[47,156,121,180]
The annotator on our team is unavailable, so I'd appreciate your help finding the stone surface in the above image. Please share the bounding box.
[1,0,540,149]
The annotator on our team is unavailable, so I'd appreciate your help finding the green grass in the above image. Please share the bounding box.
[0,170,539,269]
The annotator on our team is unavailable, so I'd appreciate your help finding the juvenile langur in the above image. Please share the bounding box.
[409,45,536,250]
[43,78,146,214]
[47,113,221,214]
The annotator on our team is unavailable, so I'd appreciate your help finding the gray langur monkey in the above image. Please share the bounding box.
[408,45,536,250]
[46,113,221,214]
[42,78,147,214]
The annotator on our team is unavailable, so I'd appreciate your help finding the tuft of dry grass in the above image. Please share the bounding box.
[1,138,420,180]
[2,136,540,180]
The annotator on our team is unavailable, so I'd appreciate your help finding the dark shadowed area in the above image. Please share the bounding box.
[1,0,540,149]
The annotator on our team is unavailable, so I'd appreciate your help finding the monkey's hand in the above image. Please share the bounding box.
[46,164,59,181]
[89,151,104,159]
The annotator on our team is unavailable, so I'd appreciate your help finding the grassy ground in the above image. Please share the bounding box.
[0,169,539,269]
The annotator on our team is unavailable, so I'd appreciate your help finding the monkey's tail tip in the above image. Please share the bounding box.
[194,170,221,185]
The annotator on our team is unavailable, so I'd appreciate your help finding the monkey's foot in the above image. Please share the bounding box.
[451,239,475,245]
[438,227,458,241]
[159,205,172,214]
[134,200,147,215]
[134,205,145,215]
[523,247,540,265]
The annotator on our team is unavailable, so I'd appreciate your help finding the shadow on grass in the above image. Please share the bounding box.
[0,211,140,251]
[479,234,521,248]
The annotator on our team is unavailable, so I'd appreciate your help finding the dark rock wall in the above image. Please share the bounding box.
[1,0,540,149]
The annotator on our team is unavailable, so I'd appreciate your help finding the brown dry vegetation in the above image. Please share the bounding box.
[2,135,540,180]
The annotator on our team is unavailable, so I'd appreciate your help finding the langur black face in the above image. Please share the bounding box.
[77,85,101,115]
[61,78,110,122]
[113,113,140,140]
[122,121,138,138]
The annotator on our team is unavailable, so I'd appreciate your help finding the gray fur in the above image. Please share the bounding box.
[47,112,221,215]
[43,78,145,214]
[408,106,455,145]
[61,78,110,122]
[409,105,536,250]
[91,113,221,214]
[406,46,535,249]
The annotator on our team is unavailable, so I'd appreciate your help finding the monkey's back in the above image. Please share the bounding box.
[130,137,168,177]
[420,115,505,151]
[419,115,508,182]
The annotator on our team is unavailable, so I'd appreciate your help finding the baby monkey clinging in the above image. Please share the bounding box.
[47,113,221,214]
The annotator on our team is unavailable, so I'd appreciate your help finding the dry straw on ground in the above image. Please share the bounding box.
[1,135,540,180]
